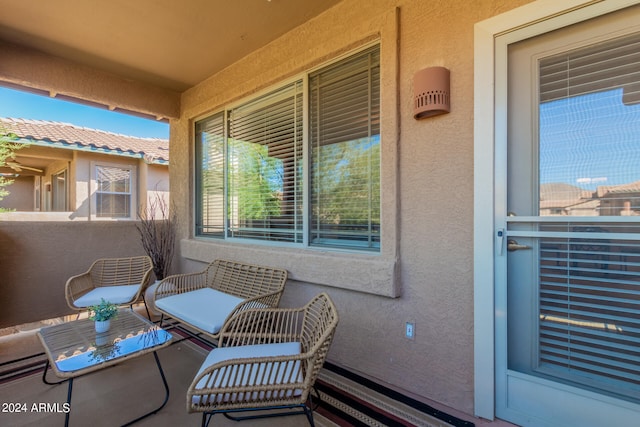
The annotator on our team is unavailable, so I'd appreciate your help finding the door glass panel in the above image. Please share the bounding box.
[508,29,640,405]
[536,33,640,403]
[539,32,640,217]
[52,169,67,212]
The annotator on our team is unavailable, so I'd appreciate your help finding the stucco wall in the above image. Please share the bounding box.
[0,221,146,328]
[141,162,170,213]
[0,40,180,120]
[144,163,169,193]
[0,175,34,210]
[171,0,532,415]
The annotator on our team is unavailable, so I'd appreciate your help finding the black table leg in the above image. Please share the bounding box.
[42,350,169,426]
[42,359,67,386]
[41,360,73,426]
[120,351,170,426]
[64,378,73,427]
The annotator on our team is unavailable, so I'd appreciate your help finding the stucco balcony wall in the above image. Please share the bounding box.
[0,221,147,328]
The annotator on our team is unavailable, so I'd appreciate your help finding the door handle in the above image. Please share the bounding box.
[507,239,532,251]
[497,228,505,255]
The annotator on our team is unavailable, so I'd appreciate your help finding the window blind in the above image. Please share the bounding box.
[227,81,303,243]
[95,166,131,218]
[195,112,225,237]
[309,45,381,250]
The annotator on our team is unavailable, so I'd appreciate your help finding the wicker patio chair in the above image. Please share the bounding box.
[188,292,339,427]
[65,256,154,317]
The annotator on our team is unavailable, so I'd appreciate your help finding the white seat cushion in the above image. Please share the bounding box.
[192,342,303,405]
[74,285,141,307]
[155,288,244,334]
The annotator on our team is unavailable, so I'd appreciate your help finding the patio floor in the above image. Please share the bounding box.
[0,308,512,427]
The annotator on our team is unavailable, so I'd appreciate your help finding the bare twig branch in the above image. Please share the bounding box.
[136,194,176,280]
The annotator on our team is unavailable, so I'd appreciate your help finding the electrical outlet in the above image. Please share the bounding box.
[405,322,415,340]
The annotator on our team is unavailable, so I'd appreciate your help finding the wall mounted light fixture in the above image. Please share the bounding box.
[413,66,450,119]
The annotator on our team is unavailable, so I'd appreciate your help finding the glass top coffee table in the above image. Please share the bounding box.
[37,309,173,426]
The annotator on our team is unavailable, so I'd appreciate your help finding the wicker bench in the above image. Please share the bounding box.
[153,259,287,341]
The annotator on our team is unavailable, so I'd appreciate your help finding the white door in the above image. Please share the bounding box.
[496,5,640,426]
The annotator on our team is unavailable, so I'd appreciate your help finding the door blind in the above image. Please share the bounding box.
[540,31,640,105]
[537,223,640,401]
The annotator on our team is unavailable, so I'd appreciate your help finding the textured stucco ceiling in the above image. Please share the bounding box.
[0,0,342,92]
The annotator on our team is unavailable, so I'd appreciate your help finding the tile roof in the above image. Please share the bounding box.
[0,117,169,164]
[596,180,640,197]
[540,182,593,201]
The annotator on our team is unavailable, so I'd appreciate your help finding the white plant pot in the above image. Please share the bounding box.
[95,332,109,346]
[94,319,111,334]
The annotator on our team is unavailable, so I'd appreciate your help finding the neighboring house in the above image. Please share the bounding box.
[540,182,640,216]
[597,180,640,216]
[0,117,169,219]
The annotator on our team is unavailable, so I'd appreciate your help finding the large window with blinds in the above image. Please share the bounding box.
[195,45,380,251]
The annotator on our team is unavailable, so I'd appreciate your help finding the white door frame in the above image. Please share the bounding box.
[473,0,640,421]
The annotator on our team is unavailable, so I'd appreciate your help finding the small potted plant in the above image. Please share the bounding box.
[89,298,118,333]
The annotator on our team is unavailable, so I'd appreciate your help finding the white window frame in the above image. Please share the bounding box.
[90,161,137,220]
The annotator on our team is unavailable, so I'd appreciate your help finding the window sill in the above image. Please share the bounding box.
[181,238,399,298]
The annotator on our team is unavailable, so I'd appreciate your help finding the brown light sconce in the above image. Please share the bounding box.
[413,66,450,119]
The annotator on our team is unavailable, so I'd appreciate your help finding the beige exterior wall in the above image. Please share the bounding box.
[171,0,532,415]
[0,40,180,120]
[140,163,170,214]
